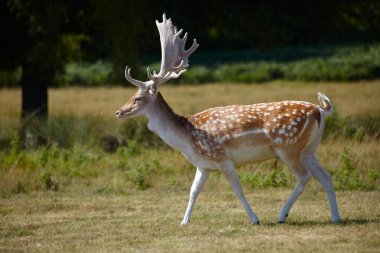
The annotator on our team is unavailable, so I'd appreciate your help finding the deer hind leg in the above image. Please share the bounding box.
[181,168,210,225]
[275,149,312,223]
[302,153,340,223]
[220,161,260,225]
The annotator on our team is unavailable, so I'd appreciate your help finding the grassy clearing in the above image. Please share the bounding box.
[1,189,379,252]
[0,81,379,252]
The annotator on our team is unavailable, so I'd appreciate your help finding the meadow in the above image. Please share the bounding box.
[0,81,379,252]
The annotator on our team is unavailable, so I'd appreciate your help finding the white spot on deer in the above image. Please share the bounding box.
[279,129,286,135]
[274,137,283,144]
[296,117,302,122]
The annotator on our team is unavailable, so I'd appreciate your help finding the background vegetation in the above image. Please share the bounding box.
[1,82,379,196]
[56,43,380,85]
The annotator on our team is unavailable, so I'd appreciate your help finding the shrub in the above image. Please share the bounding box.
[126,163,151,190]
[157,43,380,84]
[240,167,290,189]
[62,61,113,86]
[330,148,362,190]
[180,66,213,84]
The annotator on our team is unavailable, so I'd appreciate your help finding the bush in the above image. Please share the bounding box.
[330,148,363,190]
[146,43,380,84]
[62,61,113,86]
[240,167,290,189]
[126,163,151,190]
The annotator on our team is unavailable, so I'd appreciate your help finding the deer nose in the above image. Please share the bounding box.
[115,110,122,117]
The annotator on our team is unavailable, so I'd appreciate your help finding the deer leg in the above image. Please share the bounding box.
[181,168,210,225]
[220,162,260,225]
[303,153,340,223]
[278,173,311,223]
[275,149,312,223]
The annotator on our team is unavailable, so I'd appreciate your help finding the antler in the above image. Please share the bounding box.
[125,66,153,90]
[148,14,199,87]
[124,14,199,90]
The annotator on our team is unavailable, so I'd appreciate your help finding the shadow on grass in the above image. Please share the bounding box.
[263,218,377,227]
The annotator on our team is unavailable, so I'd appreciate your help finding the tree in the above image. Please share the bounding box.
[7,0,84,119]
[0,0,86,147]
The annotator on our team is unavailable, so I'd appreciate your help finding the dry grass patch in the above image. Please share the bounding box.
[0,189,379,253]
[1,80,380,120]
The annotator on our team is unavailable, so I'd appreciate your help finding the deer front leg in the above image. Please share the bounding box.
[220,162,260,225]
[181,168,210,225]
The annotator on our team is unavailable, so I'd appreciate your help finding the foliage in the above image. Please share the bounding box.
[126,163,151,190]
[329,148,363,191]
[54,43,380,86]
[184,43,380,83]
[240,167,290,189]
[61,61,113,86]
[0,68,21,87]
[2,1,380,87]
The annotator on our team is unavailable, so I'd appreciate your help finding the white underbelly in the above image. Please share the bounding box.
[228,145,275,165]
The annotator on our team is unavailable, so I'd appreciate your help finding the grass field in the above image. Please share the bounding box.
[1,190,379,252]
[0,81,380,252]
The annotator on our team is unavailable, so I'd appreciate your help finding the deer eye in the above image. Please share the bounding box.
[135,97,142,102]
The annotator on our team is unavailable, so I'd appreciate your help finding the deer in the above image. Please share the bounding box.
[115,14,340,225]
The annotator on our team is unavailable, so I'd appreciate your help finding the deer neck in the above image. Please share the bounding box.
[145,92,190,151]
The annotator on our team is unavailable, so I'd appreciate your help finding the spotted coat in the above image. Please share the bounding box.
[186,101,321,161]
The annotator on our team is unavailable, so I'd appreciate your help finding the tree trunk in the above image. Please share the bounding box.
[21,63,48,119]
[19,63,49,148]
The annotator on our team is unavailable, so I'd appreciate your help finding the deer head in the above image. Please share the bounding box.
[116,14,199,118]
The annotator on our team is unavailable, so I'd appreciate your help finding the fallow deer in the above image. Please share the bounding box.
[116,14,340,225]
